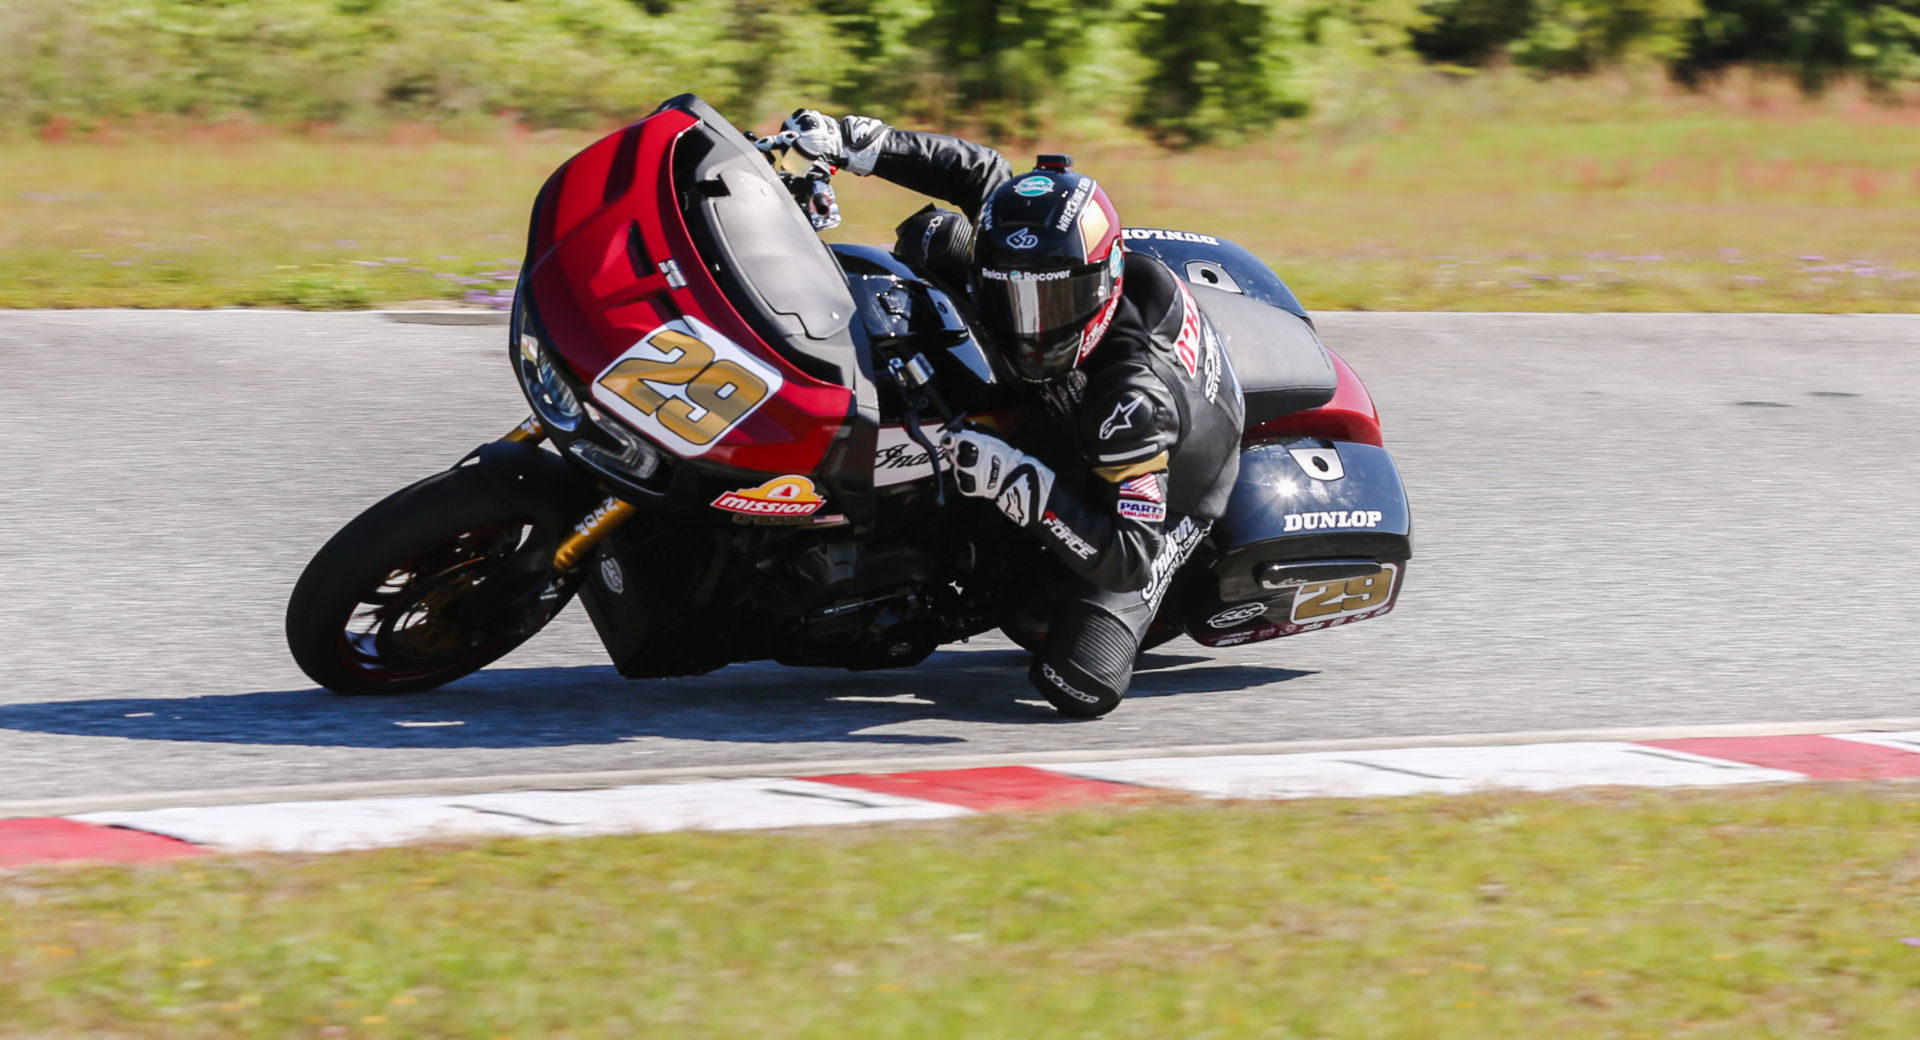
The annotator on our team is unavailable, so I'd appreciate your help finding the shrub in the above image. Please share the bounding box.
[1508,0,1705,73]
[1677,0,1920,89]
[0,0,848,133]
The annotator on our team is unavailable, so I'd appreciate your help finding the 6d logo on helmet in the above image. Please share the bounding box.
[1013,175,1053,197]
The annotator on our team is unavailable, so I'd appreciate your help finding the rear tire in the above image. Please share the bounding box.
[286,464,581,695]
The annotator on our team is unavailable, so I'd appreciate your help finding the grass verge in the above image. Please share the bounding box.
[5,785,1920,1037]
[2,84,1919,312]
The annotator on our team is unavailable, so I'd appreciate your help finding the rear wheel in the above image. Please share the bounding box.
[286,465,583,695]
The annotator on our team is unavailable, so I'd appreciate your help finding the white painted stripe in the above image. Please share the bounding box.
[14,716,1920,818]
[1051,742,1805,799]
[1824,731,1920,754]
[76,779,970,853]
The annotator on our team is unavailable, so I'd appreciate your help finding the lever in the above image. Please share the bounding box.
[889,354,950,505]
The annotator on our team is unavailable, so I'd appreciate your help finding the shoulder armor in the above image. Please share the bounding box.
[1081,363,1177,482]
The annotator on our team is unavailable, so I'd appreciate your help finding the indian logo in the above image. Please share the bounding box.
[711,475,825,517]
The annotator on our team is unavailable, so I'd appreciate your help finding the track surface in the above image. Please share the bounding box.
[2,311,1916,802]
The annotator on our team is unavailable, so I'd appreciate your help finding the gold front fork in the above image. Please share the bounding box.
[553,497,639,572]
[498,416,637,572]
[503,416,547,445]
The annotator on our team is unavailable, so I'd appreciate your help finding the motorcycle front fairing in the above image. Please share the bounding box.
[513,94,886,524]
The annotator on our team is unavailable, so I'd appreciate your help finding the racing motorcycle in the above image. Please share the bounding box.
[285,95,1412,700]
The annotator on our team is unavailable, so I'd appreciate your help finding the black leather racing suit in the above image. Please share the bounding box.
[862,130,1246,712]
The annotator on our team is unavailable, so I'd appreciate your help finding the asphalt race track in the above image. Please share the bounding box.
[2,311,1917,805]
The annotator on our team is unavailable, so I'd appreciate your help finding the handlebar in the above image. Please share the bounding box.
[886,354,961,506]
[751,132,841,231]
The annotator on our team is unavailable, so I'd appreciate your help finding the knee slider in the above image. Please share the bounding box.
[1031,609,1137,717]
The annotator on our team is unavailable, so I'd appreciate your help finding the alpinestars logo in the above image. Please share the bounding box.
[1041,510,1097,559]
[1099,395,1147,439]
[997,472,1034,526]
[1041,663,1100,704]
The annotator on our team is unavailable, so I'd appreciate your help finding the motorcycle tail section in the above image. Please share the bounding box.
[1183,440,1411,647]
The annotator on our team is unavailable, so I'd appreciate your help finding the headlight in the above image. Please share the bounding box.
[572,403,663,482]
[513,312,583,433]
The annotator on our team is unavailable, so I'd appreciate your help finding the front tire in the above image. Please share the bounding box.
[286,464,581,695]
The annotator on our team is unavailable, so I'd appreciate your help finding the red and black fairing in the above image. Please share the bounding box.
[517,94,882,522]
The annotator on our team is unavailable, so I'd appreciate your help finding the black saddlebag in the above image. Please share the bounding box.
[1182,439,1412,647]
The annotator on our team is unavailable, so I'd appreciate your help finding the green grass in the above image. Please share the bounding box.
[3,81,1919,311]
[6,786,1920,1038]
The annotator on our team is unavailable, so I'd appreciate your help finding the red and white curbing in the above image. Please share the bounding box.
[6,731,1920,866]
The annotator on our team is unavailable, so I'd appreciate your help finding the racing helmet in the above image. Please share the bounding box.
[970,156,1125,382]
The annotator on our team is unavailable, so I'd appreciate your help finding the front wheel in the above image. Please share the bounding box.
[286,464,582,695]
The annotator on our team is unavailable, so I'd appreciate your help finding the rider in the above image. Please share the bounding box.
[783,110,1246,718]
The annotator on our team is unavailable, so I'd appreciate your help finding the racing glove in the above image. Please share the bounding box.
[782,109,892,176]
[941,428,1055,528]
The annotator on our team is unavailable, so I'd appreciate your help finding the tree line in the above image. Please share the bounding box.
[4,0,1914,145]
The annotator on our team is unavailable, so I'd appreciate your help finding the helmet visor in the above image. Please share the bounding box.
[972,262,1113,343]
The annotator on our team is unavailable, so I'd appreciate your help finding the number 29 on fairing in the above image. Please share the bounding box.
[590,316,783,457]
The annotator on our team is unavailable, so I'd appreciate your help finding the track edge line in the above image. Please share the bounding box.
[9,715,1920,817]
